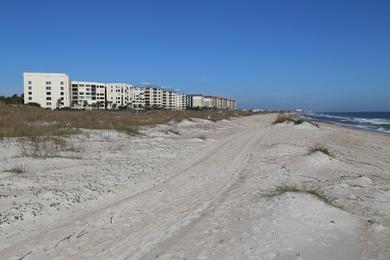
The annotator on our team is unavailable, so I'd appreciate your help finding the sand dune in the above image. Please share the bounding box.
[0,114,389,259]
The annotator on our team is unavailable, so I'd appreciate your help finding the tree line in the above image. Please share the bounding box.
[0,94,24,105]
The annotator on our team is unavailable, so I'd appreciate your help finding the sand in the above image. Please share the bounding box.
[0,114,389,259]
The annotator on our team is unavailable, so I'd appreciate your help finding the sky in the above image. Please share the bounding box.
[0,0,389,111]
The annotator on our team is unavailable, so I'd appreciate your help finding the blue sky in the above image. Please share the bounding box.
[0,0,389,111]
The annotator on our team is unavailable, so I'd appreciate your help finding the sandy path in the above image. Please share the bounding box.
[1,116,268,259]
[1,114,390,259]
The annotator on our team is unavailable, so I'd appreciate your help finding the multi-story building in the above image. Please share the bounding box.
[128,87,145,110]
[23,72,71,109]
[143,86,163,109]
[175,92,187,110]
[187,94,204,109]
[203,96,216,108]
[105,83,131,109]
[71,81,106,109]
[186,94,236,110]
[162,89,177,110]
[23,72,236,110]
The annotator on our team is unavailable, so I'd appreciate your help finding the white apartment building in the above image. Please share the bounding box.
[143,87,163,109]
[71,81,106,109]
[23,72,71,109]
[105,83,131,109]
[23,72,236,111]
[128,87,145,110]
[187,94,236,110]
[187,94,204,108]
[203,96,216,108]
[162,89,177,110]
[175,92,187,110]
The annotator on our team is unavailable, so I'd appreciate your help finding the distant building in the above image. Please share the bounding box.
[128,87,145,110]
[105,83,131,109]
[23,72,236,111]
[24,72,71,109]
[162,89,176,109]
[175,92,187,110]
[71,81,106,109]
[187,94,236,110]
[187,94,204,109]
[143,86,163,109]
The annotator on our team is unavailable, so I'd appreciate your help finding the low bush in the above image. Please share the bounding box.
[273,113,319,128]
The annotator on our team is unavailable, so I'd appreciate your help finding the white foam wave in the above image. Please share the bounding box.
[303,113,390,134]
[350,118,390,125]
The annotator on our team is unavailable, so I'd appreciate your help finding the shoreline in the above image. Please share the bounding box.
[302,116,390,136]
[301,112,390,136]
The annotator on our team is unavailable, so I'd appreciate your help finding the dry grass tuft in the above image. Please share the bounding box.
[196,135,207,141]
[274,183,342,209]
[19,136,82,158]
[6,163,26,174]
[166,129,180,135]
[273,113,319,128]
[308,145,335,158]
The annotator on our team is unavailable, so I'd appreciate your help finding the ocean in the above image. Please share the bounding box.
[302,112,390,134]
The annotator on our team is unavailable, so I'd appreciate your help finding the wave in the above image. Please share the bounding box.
[350,118,390,125]
[303,112,390,134]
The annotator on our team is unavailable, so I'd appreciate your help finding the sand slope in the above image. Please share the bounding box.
[0,114,389,259]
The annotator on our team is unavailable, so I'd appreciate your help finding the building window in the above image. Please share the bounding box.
[46,81,51,85]
[60,87,64,90]
[46,86,51,90]
[28,91,32,95]
[28,81,32,84]
[28,97,32,100]
[28,86,32,90]
[46,92,51,95]
[61,97,64,100]
[46,97,51,101]
[60,82,64,85]
[60,92,64,95]
[46,102,51,106]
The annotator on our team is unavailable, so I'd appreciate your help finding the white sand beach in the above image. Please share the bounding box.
[1,114,390,259]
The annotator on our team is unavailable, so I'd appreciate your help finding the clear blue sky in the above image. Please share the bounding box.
[0,0,389,111]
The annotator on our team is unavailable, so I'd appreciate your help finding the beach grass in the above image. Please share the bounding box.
[308,145,335,158]
[0,104,255,138]
[273,113,319,128]
[5,163,26,174]
[274,183,342,209]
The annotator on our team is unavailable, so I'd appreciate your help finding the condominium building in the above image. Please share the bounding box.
[23,72,71,109]
[71,81,106,109]
[23,72,236,110]
[187,94,236,110]
[175,92,187,110]
[143,86,163,109]
[203,96,216,108]
[105,83,131,109]
[187,94,204,109]
[128,87,145,110]
[162,89,177,110]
